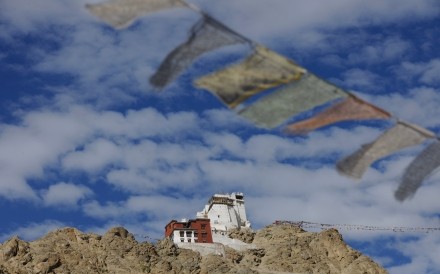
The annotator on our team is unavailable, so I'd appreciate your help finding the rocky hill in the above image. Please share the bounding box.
[0,224,387,274]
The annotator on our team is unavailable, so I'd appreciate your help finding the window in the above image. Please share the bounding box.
[188,239,191,242]
[201,233,207,239]
[194,232,198,238]
[186,231,192,237]
[180,239,184,242]
[180,231,184,237]
[201,224,206,230]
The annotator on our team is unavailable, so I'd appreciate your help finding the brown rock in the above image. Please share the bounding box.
[228,227,256,244]
[251,225,387,274]
[0,224,387,274]
[1,237,20,261]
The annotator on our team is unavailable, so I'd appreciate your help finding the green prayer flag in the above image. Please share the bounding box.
[238,73,348,129]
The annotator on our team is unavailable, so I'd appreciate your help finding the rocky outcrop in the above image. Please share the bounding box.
[0,224,387,274]
[228,227,256,244]
[250,224,386,274]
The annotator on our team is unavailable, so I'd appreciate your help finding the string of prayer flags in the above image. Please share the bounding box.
[238,73,348,129]
[395,141,440,201]
[87,0,440,202]
[195,46,306,108]
[284,96,391,135]
[149,16,246,88]
[337,121,436,179]
[86,0,184,29]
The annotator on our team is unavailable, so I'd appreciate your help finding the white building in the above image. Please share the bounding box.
[166,192,254,254]
[196,192,251,233]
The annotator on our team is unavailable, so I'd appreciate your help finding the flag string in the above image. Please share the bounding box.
[133,220,440,245]
[273,220,440,233]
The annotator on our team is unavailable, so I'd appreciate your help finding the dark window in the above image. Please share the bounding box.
[202,233,207,238]
[180,231,184,237]
[201,224,206,230]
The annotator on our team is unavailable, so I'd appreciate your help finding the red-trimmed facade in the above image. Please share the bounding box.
[165,218,213,243]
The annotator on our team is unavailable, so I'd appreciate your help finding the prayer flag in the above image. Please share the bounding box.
[150,16,246,88]
[337,121,435,179]
[195,46,306,108]
[238,73,347,129]
[86,0,184,29]
[284,96,391,134]
[395,141,440,201]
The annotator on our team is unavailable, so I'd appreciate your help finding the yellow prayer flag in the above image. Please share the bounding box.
[195,46,306,108]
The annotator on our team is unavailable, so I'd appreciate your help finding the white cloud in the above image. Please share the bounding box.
[2,0,438,40]
[340,68,382,90]
[193,0,439,44]
[0,174,36,201]
[202,109,251,130]
[398,59,440,85]
[0,105,201,200]
[388,234,440,274]
[62,139,120,173]
[59,125,384,196]
[32,23,160,105]
[91,108,200,139]
[83,195,205,222]
[367,87,440,127]
[347,37,411,65]
[203,127,383,163]
[0,107,94,199]
[106,164,202,193]
[42,182,93,207]
[0,220,65,242]
[0,0,90,34]
[64,138,212,193]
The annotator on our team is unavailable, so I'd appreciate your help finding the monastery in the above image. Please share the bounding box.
[164,192,254,254]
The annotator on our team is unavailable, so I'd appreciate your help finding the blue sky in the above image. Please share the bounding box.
[0,0,439,273]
